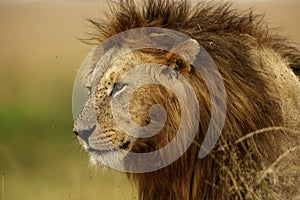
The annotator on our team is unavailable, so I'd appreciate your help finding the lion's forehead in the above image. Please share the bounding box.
[96,52,143,95]
[104,64,126,82]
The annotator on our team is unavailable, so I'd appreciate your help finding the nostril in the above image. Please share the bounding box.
[73,127,79,136]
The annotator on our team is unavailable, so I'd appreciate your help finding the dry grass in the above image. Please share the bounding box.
[197,126,300,199]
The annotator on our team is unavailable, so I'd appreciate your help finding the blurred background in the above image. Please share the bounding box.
[0,0,299,199]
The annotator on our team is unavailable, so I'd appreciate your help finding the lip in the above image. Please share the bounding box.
[77,135,122,154]
[88,146,120,154]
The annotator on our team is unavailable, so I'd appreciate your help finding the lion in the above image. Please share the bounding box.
[73,0,300,199]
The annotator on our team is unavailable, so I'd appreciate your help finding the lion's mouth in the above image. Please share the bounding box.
[120,140,131,150]
[88,140,131,154]
[74,123,132,154]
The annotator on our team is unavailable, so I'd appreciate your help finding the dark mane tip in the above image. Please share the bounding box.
[85,0,269,43]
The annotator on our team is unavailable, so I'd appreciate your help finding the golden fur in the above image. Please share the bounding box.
[74,0,300,199]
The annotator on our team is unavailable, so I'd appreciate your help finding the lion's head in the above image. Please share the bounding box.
[73,37,215,172]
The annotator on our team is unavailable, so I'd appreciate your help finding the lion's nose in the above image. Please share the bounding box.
[73,125,96,144]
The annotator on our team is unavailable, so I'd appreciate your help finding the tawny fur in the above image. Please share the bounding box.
[74,0,300,199]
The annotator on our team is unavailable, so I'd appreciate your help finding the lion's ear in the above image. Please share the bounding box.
[171,39,200,64]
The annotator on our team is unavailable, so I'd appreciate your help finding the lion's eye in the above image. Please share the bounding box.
[175,59,184,70]
[111,82,126,97]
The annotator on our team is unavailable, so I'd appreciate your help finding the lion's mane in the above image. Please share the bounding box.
[84,1,300,199]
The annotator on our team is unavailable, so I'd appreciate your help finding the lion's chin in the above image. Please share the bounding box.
[88,150,127,171]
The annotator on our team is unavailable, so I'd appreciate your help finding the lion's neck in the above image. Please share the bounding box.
[128,149,215,200]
